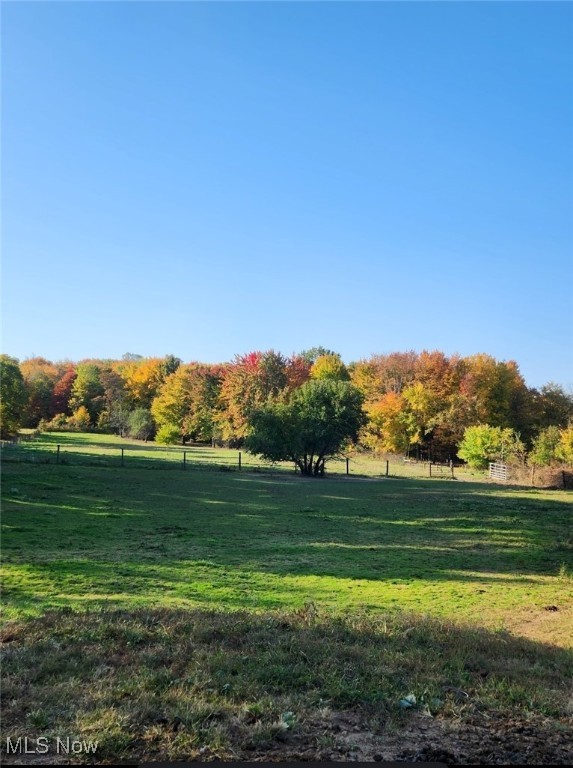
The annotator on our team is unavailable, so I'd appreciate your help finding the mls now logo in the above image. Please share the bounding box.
[6,737,98,755]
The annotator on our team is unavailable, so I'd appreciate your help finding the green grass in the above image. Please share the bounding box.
[2,432,572,763]
[3,430,481,480]
[2,607,572,763]
[2,436,572,643]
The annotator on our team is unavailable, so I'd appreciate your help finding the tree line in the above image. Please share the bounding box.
[1,348,572,472]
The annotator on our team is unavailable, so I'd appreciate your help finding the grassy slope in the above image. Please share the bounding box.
[1,434,572,763]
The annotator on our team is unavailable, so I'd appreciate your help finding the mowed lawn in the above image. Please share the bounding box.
[2,443,573,764]
[2,453,572,645]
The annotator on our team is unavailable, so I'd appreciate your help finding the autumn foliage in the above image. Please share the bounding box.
[1,348,571,469]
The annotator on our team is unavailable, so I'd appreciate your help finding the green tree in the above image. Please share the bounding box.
[127,408,155,441]
[159,354,182,379]
[458,424,524,470]
[69,364,105,424]
[529,426,562,466]
[531,383,573,430]
[299,346,338,365]
[98,368,132,435]
[246,379,365,476]
[0,355,28,438]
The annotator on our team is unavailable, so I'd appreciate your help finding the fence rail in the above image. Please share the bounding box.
[1,436,472,481]
[429,462,455,478]
[489,462,508,482]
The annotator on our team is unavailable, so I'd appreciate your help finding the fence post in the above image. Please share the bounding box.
[183,451,186,470]
[121,448,124,467]
[429,463,432,477]
[238,451,242,470]
[386,460,389,477]
[346,457,349,475]
[451,463,455,479]
[56,444,60,465]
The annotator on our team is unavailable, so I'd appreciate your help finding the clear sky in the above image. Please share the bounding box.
[2,1,572,389]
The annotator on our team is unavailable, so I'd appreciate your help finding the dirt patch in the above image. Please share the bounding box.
[246,710,573,765]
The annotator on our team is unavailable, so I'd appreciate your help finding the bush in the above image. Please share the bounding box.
[155,423,181,445]
[529,426,562,466]
[128,408,155,441]
[69,406,92,432]
[458,425,524,470]
[39,414,70,432]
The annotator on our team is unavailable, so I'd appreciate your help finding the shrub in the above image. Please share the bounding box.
[128,408,155,441]
[39,414,70,432]
[529,426,562,466]
[155,423,181,445]
[458,425,524,470]
[69,406,92,432]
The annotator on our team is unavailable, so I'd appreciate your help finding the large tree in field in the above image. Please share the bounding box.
[1,355,28,438]
[246,379,365,476]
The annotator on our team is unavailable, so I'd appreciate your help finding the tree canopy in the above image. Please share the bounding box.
[4,348,572,469]
[0,355,28,438]
[246,379,365,476]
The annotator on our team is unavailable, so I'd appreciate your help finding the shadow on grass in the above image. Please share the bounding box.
[1,606,572,764]
[2,465,572,597]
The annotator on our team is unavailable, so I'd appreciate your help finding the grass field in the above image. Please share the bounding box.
[1,433,572,763]
[2,430,482,480]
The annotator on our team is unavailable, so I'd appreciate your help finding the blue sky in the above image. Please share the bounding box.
[2,1,572,389]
